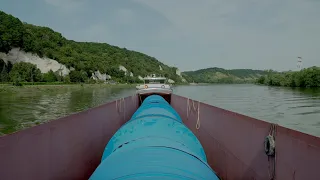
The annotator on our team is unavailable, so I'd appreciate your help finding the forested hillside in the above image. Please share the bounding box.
[183,67,268,83]
[0,11,182,84]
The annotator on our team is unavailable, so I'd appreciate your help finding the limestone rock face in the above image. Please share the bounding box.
[176,69,181,76]
[119,65,128,75]
[168,79,175,84]
[0,48,70,76]
[91,70,111,81]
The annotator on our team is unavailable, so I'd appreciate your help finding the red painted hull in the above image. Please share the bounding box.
[0,94,319,180]
[0,95,139,180]
[171,94,320,180]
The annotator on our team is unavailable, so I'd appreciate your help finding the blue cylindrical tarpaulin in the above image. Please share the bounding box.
[90,95,220,180]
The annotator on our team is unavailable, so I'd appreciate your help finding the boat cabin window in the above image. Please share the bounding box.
[144,79,165,84]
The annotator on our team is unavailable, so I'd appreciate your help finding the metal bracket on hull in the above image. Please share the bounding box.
[266,124,277,180]
[265,124,276,157]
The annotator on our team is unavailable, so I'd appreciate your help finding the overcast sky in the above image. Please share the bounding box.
[1,0,320,71]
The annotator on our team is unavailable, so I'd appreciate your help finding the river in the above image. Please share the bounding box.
[0,84,320,137]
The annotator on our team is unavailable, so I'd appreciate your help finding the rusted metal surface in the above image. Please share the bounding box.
[0,95,139,180]
[171,94,320,180]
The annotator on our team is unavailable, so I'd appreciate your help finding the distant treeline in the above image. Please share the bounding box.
[182,67,268,84]
[0,11,182,84]
[256,67,320,87]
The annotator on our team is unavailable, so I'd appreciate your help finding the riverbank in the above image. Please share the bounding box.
[256,67,320,87]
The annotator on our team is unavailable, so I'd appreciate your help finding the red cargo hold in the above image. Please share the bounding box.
[171,94,320,180]
[0,94,320,180]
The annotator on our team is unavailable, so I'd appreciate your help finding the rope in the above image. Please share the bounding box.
[116,99,120,113]
[123,97,126,121]
[116,98,125,113]
[269,124,276,136]
[187,98,190,119]
[116,98,126,121]
[117,99,119,112]
[196,101,200,130]
[186,98,201,130]
[186,98,198,120]
[139,95,142,104]
[132,94,136,106]
[191,99,197,111]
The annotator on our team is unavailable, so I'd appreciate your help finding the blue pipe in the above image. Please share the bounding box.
[90,95,220,180]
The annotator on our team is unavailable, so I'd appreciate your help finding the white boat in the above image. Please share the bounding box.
[136,74,172,95]
[136,74,172,104]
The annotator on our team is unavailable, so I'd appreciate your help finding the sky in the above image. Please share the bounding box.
[1,0,320,71]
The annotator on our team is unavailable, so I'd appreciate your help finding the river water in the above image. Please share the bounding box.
[0,84,320,137]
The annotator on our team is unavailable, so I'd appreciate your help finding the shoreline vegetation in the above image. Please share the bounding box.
[0,58,146,86]
[255,67,320,88]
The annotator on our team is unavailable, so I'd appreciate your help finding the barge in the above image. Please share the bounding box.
[0,75,320,179]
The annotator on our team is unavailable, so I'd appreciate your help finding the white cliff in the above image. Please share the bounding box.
[91,70,111,81]
[175,68,187,82]
[168,79,175,84]
[119,65,128,75]
[0,48,70,76]
[176,69,182,76]
[138,76,144,80]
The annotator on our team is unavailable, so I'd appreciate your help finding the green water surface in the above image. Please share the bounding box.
[1,84,319,137]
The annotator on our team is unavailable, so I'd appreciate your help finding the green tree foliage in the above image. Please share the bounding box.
[106,66,125,79]
[256,67,320,87]
[9,62,42,82]
[63,75,71,83]
[0,11,25,53]
[42,70,57,82]
[0,11,183,84]
[69,70,88,83]
[183,67,268,83]
[0,59,9,82]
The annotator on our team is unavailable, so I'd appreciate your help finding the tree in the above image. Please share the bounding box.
[256,76,265,84]
[9,62,42,82]
[69,70,82,82]
[0,59,9,82]
[63,75,71,83]
[255,67,320,87]
[69,70,88,82]
[43,70,57,82]
[0,11,25,53]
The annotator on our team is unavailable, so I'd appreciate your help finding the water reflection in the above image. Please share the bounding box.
[0,85,135,134]
[1,84,320,137]
[173,84,320,137]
